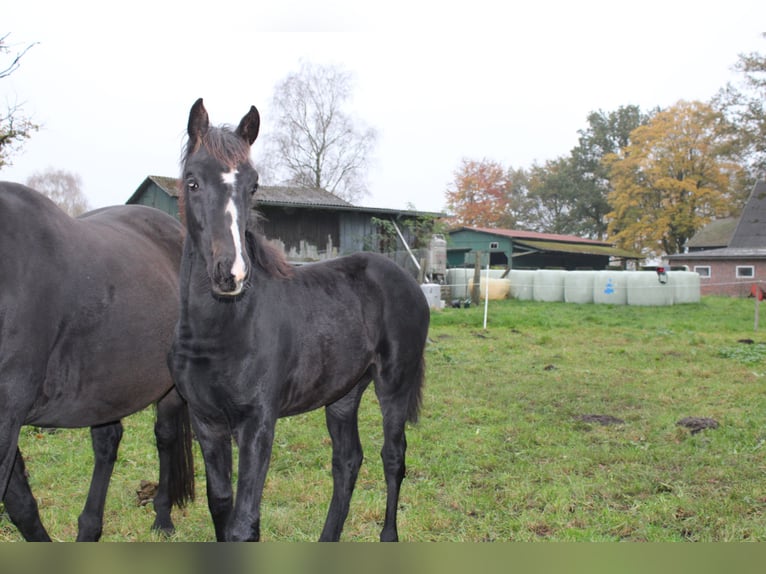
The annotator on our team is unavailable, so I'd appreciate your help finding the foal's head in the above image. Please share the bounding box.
[181,98,261,297]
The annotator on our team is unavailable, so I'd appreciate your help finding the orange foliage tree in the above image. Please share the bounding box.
[445,158,525,228]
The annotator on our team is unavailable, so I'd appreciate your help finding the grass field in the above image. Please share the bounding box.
[3,296,766,542]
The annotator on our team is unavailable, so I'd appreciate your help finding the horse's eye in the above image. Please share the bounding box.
[187,179,199,192]
[251,183,259,195]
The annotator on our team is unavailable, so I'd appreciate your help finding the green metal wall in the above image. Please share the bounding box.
[133,186,180,219]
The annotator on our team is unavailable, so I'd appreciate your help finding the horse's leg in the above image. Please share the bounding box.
[76,421,123,541]
[227,413,278,541]
[191,415,234,541]
[151,388,195,535]
[374,368,415,542]
[2,448,51,541]
[319,382,368,542]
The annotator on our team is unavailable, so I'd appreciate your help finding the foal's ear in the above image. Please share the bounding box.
[236,106,260,146]
[187,98,210,141]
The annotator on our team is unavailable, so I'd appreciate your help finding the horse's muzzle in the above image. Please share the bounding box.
[212,258,247,297]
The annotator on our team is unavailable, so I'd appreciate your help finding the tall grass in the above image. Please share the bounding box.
[3,297,766,541]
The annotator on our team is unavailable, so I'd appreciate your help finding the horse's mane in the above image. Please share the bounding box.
[246,210,294,280]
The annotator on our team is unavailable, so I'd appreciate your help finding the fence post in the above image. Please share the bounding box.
[472,251,482,306]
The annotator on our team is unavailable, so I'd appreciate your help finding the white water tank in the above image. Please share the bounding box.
[427,235,447,277]
[593,271,629,305]
[508,270,535,300]
[533,270,566,302]
[564,271,595,304]
[627,272,674,306]
[670,271,701,304]
[420,283,443,309]
[446,268,472,299]
[478,278,511,300]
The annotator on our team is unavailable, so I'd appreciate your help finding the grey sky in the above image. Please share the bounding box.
[3,0,765,213]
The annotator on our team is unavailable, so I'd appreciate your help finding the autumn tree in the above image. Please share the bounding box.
[258,61,377,203]
[26,168,90,216]
[605,100,741,258]
[445,158,528,228]
[567,105,655,238]
[522,106,654,238]
[1,33,38,169]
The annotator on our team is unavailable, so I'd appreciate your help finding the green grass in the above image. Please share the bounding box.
[3,296,766,541]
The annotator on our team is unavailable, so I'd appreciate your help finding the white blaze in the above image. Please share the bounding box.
[222,169,247,284]
[222,169,237,186]
[225,198,247,282]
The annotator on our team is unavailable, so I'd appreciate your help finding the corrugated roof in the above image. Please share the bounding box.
[515,239,642,259]
[254,185,352,208]
[145,175,351,207]
[461,226,612,246]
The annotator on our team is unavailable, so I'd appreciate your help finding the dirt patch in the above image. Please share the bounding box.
[136,480,158,506]
[676,417,719,434]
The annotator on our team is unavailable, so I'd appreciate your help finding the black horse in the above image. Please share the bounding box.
[169,99,429,542]
[0,182,194,541]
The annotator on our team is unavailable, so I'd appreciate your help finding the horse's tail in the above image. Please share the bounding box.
[167,401,195,508]
[407,354,426,425]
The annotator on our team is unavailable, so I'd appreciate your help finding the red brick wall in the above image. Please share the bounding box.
[671,258,766,297]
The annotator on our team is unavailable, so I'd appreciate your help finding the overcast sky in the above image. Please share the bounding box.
[3,1,765,213]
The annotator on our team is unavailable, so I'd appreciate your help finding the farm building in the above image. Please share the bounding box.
[127,176,444,277]
[447,226,642,270]
[667,179,766,297]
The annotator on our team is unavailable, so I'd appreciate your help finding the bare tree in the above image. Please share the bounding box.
[259,61,377,203]
[26,168,90,216]
[1,33,39,169]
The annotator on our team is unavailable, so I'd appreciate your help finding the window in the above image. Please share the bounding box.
[736,265,755,278]
[694,266,711,278]
[489,241,499,250]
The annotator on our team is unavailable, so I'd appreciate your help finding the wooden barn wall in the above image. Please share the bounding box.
[339,212,377,254]
[258,206,340,256]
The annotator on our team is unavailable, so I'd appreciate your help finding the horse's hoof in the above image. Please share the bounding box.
[151,521,176,536]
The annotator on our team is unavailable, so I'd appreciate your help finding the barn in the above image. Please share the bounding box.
[667,179,766,297]
[127,176,444,276]
[447,226,642,270]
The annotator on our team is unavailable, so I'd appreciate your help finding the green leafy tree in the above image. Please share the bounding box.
[605,100,742,257]
[524,157,579,235]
